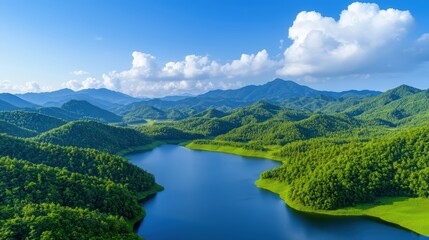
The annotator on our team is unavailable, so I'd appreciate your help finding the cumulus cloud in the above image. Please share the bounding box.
[65,49,275,97]
[57,2,429,97]
[110,51,158,81]
[63,77,104,91]
[277,2,425,77]
[62,80,82,91]
[221,50,278,77]
[0,80,49,93]
[160,55,221,79]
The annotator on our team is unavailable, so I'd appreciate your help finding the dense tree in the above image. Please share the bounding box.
[261,126,429,210]
[0,132,156,238]
[0,120,37,137]
[0,134,155,192]
[0,111,66,133]
[35,120,152,153]
[137,125,203,141]
[0,203,138,240]
[0,157,141,218]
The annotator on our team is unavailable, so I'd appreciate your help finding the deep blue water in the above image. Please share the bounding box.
[128,145,426,240]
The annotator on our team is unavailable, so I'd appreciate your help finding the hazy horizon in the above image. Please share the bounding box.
[3,78,391,98]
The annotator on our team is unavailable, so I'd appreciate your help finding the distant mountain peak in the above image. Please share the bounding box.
[383,84,421,98]
[269,78,299,84]
[392,84,421,92]
[55,88,75,93]
[61,100,122,123]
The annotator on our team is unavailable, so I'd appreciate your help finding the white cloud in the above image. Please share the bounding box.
[117,51,157,79]
[277,2,418,77]
[62,80,82,91]
[221,49,278,77]
[0,80,50,93]
[70,70,88,76]
[63,77,104,91]
[81,77,104,89]
[160,55,220,79]
[66,49,276,97]
[24,81,42,92]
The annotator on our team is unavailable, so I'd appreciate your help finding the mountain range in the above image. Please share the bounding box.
[16,88,143,110]
[0,78,412,124]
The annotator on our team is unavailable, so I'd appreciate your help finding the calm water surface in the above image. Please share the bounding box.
[128,145,426,240]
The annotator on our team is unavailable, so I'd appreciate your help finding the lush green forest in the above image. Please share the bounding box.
[0,111,66,133]
[0,203,139,239]
[260,127,429,209]
[0,122,156,238]
[0,120,37,137]
[2,79,429,238]
[137,125,203,141]
[34,120,152,153]
[173,86,429,217]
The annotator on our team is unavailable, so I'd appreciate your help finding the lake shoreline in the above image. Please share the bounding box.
[126,184,165,235]
[186,142,429,238]
[121,145,166,237]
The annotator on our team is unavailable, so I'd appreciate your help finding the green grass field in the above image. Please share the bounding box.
[186,142,283,161]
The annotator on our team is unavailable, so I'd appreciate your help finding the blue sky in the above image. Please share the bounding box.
[1,0,429,97]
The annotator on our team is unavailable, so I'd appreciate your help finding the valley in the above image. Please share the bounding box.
[1,79,429,238]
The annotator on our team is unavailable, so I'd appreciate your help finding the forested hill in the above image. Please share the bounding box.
[35,120,151,153]
[0,133,156,239]
[0,120,37,137]
[0,111,66,133]
[261,126,429,210]
[61,100,123,123]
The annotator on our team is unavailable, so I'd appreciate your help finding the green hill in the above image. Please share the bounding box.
[0,157,140,218]
[344,85,421,117]
[61,100,123,123]
[0,134,156,239]
[192,108,228,118]
[0,120,37,137]
[217,114,359,145]
[0,111,66,133]
[137,125,203,141]
[123,104,167,123]
[165,108,188,120]
[339,86,429,127]
[36,107,79,121]
[222,101,281,126]
[35,120,151,153]
[261,126,429,210]
[0,133,154,192]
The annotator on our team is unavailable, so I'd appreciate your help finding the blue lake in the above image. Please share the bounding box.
[128,145,426,240]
